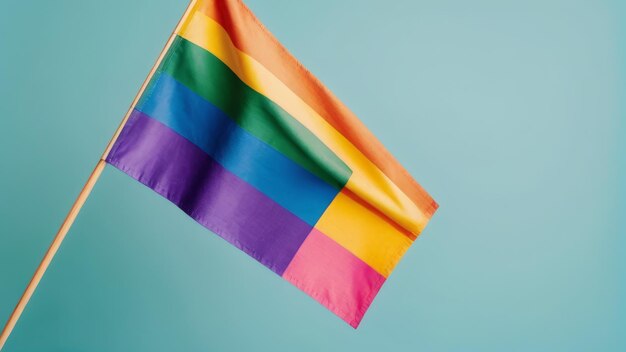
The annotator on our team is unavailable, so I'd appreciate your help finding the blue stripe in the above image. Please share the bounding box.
[135,72,339,226]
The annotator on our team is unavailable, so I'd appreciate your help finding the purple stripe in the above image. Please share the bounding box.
[106,110,313,275]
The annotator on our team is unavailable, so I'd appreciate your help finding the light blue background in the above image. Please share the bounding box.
[1,0,624,351]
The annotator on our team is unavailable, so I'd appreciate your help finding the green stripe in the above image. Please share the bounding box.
[143,36,351,190]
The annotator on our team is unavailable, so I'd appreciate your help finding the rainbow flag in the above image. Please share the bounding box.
[106,0,438,328]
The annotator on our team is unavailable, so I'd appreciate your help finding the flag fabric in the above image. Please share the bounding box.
[105,0,438,328]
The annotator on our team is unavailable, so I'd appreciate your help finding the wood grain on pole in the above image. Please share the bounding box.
[0,1,198,350]
[0,160,106,350]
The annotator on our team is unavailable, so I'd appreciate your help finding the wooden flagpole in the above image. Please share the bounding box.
[0,1,198,349]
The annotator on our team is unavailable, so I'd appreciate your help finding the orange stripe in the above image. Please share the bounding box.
[197,0,438,218]
[178,10,430,234]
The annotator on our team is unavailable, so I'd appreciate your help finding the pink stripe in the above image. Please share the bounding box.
[282,229,386,328]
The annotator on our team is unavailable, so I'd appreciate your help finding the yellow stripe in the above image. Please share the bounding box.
[316,191,414,277]
[178,11,428,234]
